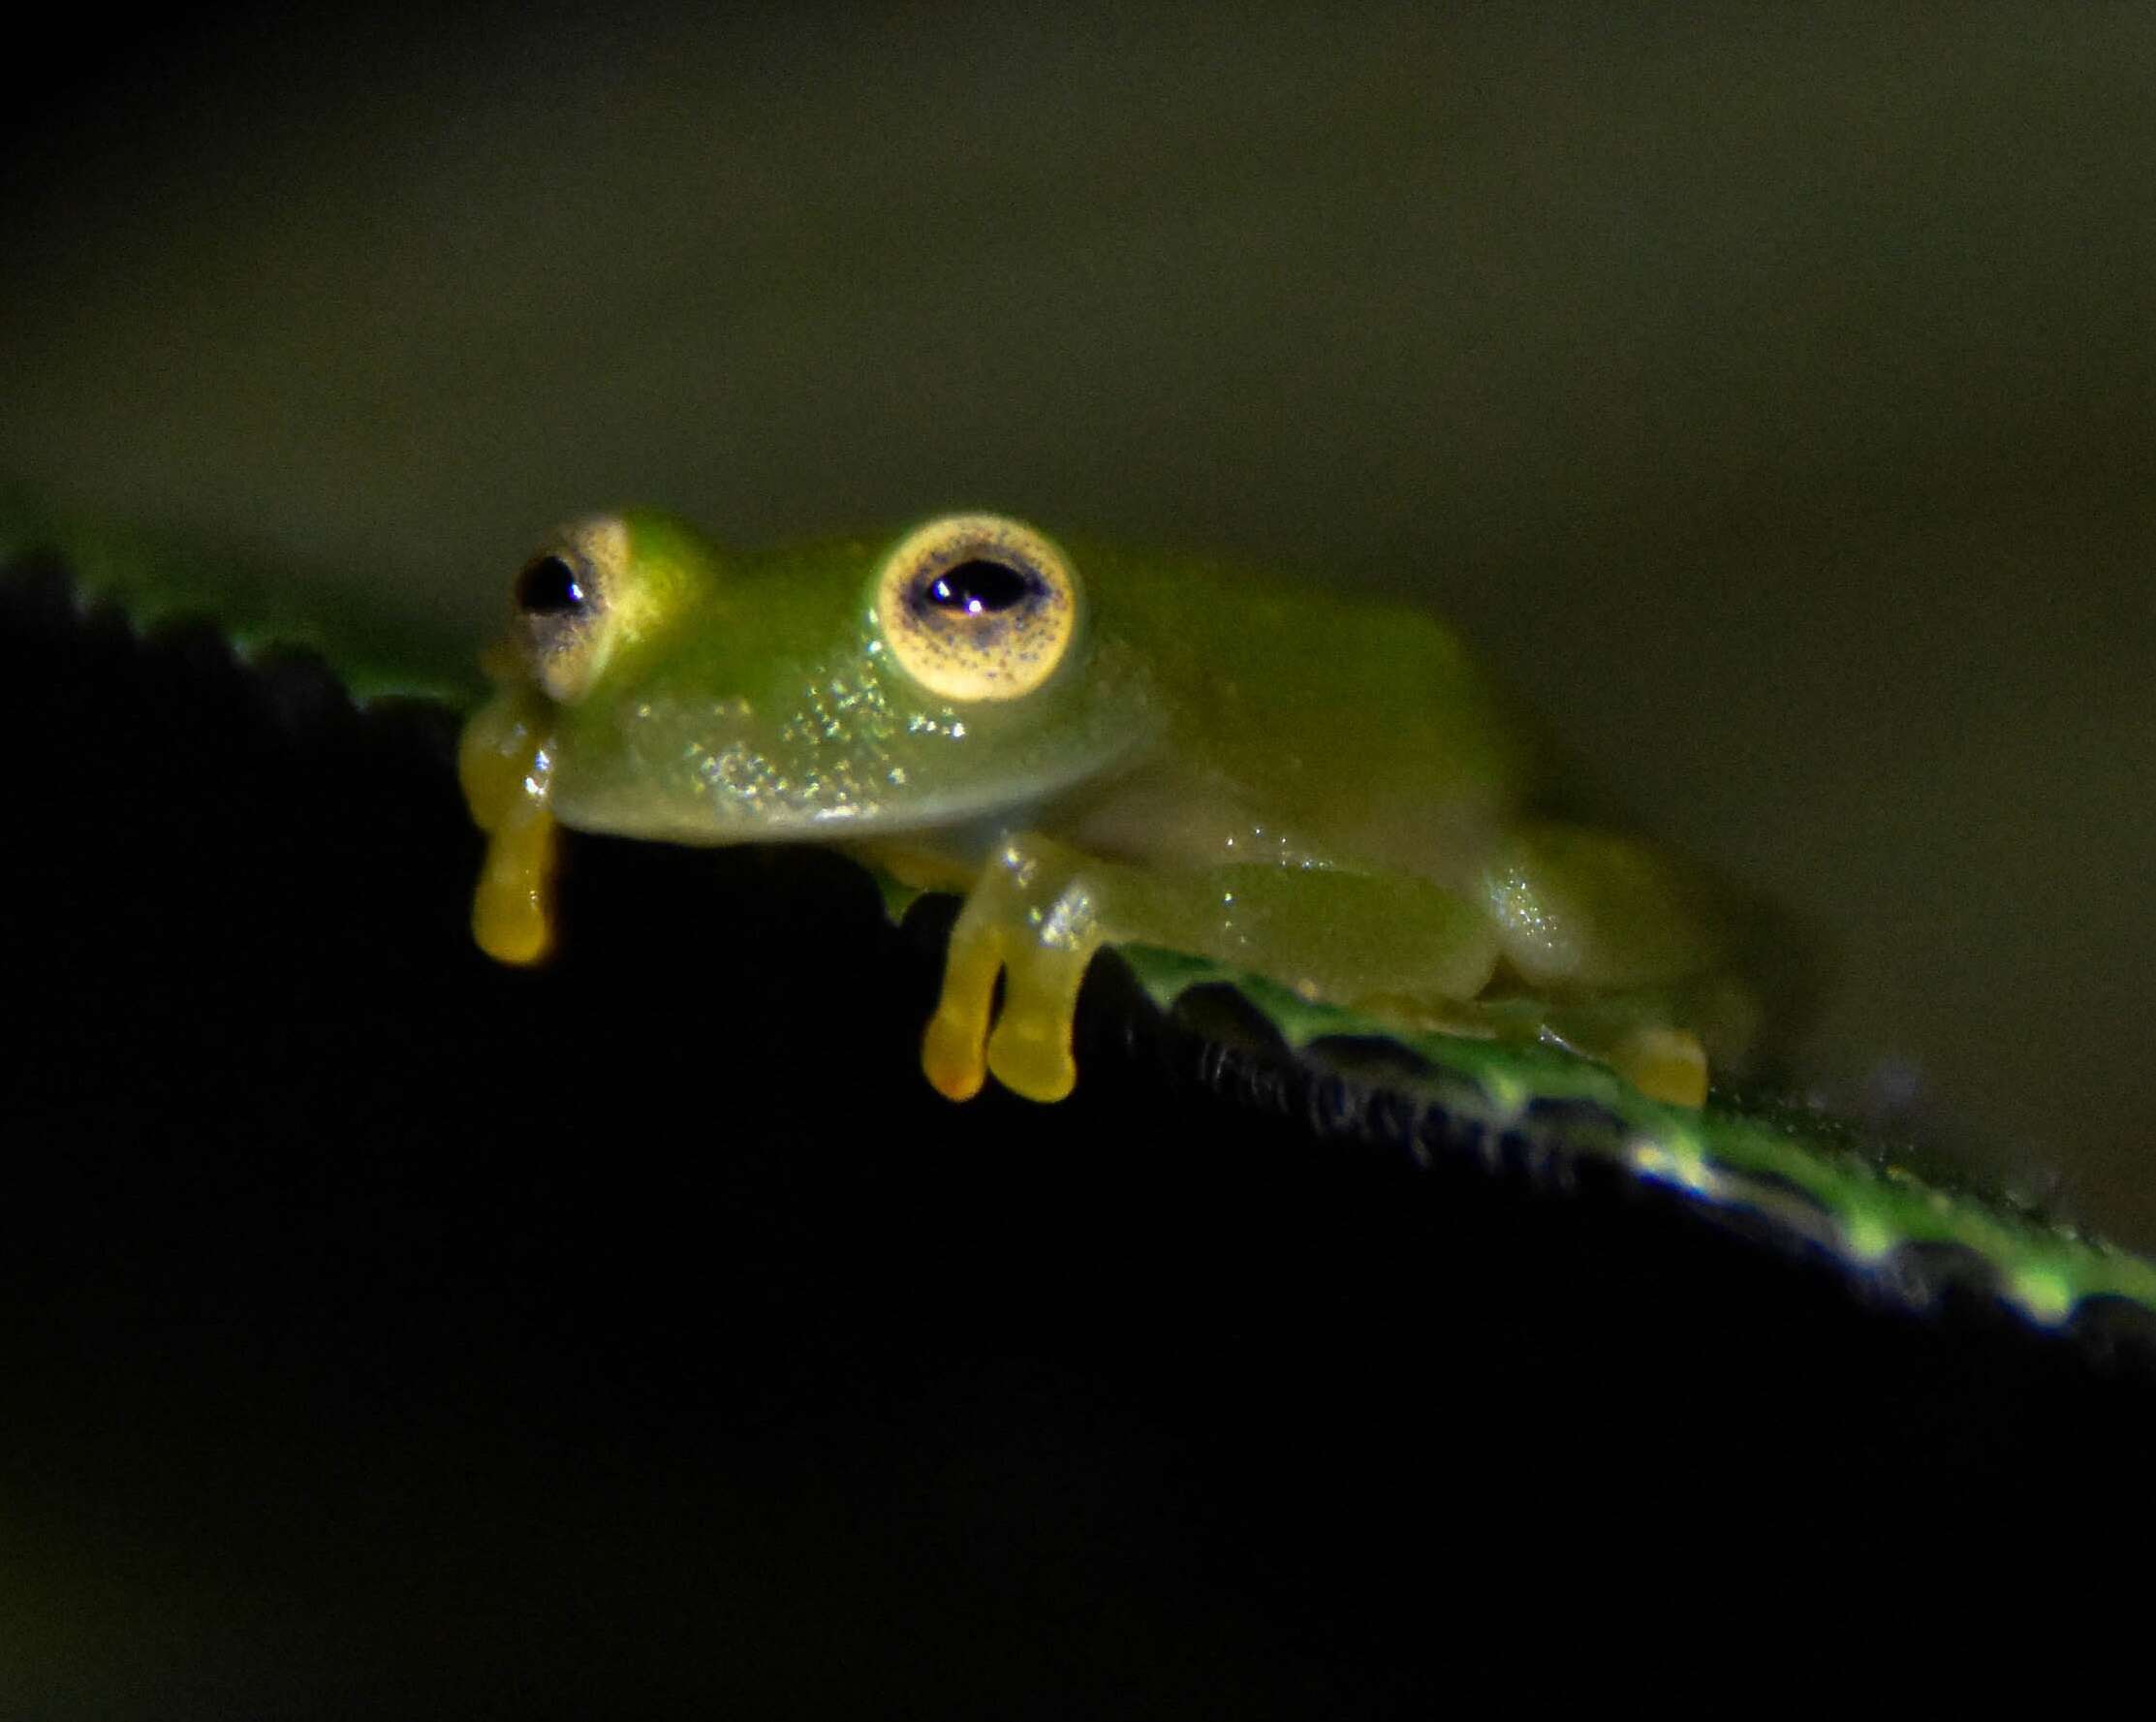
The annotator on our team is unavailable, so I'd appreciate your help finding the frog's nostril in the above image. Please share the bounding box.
[516,554,585,615]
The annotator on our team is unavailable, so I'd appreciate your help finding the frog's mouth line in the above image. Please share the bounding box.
[549,746,1136,848]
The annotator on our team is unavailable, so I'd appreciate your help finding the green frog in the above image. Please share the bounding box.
[458,512,1752,1107]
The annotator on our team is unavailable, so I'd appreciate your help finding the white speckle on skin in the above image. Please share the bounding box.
[1040,885,1097,951]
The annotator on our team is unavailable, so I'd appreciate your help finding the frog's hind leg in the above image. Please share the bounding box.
[1477,819,1753,1108]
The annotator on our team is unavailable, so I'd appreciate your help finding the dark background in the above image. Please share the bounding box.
[6,6,2156,1710]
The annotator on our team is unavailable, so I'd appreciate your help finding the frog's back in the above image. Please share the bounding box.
[1073,542,1541,870]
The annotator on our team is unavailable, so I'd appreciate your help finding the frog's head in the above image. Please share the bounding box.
[488,510,1153,842]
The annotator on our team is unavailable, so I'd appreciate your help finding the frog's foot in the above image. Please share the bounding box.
[1606,1025,1708,1109]
[472,801,559,965]
[1530,997,1713,1109]
[922,840,1104,1104]
[922,915,1001,1102]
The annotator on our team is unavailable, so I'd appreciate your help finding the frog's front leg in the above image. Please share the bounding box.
[920,835,1503,1104]
[921,835,1104,1103]
[457,687,562,965]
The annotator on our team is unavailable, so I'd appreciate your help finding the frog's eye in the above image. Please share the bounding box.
[516,554,586,617]
[513,516,629,704]
[875,514,1081,703]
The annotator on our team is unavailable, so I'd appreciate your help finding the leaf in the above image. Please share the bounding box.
[1118,944,2156,1336]
[0,485,485,711]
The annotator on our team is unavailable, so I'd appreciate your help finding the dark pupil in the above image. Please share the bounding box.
[516,554,586,615]
[925,558,1032,616]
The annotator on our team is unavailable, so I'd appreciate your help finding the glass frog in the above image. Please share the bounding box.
[457,512,1756,1109]
[12,489,2155,1329]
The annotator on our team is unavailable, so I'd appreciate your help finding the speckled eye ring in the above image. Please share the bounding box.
[513,516,630,704]
[874,514,1081,703]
